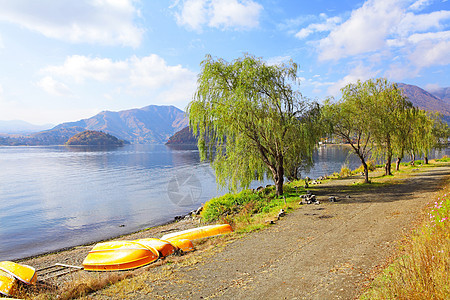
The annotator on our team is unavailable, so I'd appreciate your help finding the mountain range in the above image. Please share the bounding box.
[398,83,450,121]
[0,83,448,146]
[0,120,53,134]
[0,105,188,145]
[53,105,188,144]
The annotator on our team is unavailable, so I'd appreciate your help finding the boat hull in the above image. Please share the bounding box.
[133,238,177,257]
[0,270,16,297]
[167,239,195,253]
[161,224,233,241]
[83,241,159,271]
[0,261,36,285]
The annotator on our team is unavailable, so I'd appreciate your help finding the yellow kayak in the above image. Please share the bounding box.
[0,270,16,297]
[133,238,177,257]
[168,239,194,253]
[83,241,159,271]
[0,261,36,285]
[161,224,233,241]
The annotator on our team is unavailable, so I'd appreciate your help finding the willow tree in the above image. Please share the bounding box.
[392,106,416,171]
[187,54,322,196]
[367,79,413,176]
[410,110,448,164]
[322,88,373,183]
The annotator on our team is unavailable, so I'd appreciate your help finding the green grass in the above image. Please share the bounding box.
[436,155,450,162]
[200,181,305,230]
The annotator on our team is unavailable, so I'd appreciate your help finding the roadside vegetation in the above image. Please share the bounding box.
[361,172,450,300]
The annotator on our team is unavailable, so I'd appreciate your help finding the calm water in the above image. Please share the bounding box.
[0,144,447,260]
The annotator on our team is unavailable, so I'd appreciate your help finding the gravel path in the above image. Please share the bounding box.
[91,164,450,299]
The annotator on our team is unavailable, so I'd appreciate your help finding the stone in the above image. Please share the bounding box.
[195,206,203,215]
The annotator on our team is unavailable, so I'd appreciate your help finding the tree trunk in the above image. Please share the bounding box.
[363,161,369,183]
[396,157,402,171]
[385,156,392,176]
[357,155,370,183]
[424,156,429,164]
[274,164,284,196]
[410,151,416,166]
[385,138,392,176]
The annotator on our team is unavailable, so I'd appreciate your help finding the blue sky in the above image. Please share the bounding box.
[0,0,448,125]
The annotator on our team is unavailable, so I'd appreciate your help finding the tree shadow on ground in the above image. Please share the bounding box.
[309,165,450,204]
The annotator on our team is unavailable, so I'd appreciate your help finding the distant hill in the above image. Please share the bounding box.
[54,105,188,144]
[165,126,197,145]
[428,87,450,103]
[66,130,125,146]
[398,83,450,122]
[0,127,85,146]
[0,120,53,134]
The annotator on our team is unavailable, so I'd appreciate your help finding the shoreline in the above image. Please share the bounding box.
[15,215,192,263]
[17,213,202,278]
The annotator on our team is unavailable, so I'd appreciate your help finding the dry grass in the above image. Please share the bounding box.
[31,272,132,300]
[361,180,450,300]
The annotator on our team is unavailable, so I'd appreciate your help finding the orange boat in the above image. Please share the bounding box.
[82,241,159,271]
[133,238,177,257]
[0,261,37,285]
[167,239,195,253]
[0,270,16,297]
[161,224,233,241]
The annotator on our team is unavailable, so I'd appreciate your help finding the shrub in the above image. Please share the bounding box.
[354,160,377,174]
[436,155,450,162]
[201,190,262,223]
[339,165,352,178]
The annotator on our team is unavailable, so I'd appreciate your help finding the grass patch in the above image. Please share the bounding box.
[200,180,305,228]
[436,155,450,162]
[360,181,450,300]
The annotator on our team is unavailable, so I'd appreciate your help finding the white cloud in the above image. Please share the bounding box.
[327,64,380,96]
[407,30,450,43]
[0,0,143,47]
[312,0,450,75]
[295,15,341,39]
[208,0,263,30]
[39,54,197,106]
[409,0,433,11]
[43,56,129,83]
[175,0,208,31]
[318,0,403,61]
[396,10,450,38]
[174,0,263,31]
[36,76,73,97]
[409,39,450,67]
[266,55,292,66]
[129,55,196,91]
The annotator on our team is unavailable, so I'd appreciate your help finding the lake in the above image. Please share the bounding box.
[0,144,447,260]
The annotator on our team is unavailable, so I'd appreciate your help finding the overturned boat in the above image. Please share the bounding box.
[0,261,36,285]
[82,241,159,271]
[0,270,16,297]
[133,238,177,257]
[0,261,37,297]
[161,224,233,241]
[166,238,194,253]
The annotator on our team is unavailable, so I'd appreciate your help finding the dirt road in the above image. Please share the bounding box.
[92,165,449,299]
